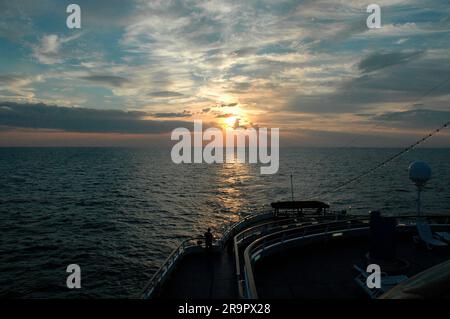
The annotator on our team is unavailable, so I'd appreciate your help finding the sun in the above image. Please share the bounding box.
[224,116,238,128]
[218,104,250,129]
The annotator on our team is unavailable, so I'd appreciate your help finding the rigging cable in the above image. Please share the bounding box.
[307,121,450,200]
[337,76,450,148]
[300,77,450,198]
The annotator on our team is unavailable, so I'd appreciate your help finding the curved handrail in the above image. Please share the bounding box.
[141,213,450,299]
[241,214,450,299]
[141,237,203,298]
[141,211,273,299]
[235,213,352,245]
[218,211,274,247]
[236,217,302,243]
[234,215,373,297]
[242,218,372,298]
[234,217,315,297]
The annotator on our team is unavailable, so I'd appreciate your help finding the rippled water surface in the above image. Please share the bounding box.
[1,147,449,298]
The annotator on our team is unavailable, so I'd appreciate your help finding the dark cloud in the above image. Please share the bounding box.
[152,110,191,118]
[230,82,252,92]
[0,90,23,97]
[0,74,27,86]
[148,91,184,98]
[0,2,39,42]
[218,103,238,108]
[230,47,258,58]
[372,109,450,129]
[314,19,368,53]
[280,127,440,148]
[215,113,234,118]
[0,75,17,85]
[77,0,135,28]
[79,75,131,88]
[288,55,450,114]
[358,51,424,73]
[0,102,191,134]
[202,108,211,113]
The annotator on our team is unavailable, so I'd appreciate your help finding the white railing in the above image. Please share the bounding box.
[242,219,372,298]
[141,213,450,299]
[239,214,450,299]
[140,237,202,299]
[234,215,367,298]
[218,211,274,247]
[141,211,273,299]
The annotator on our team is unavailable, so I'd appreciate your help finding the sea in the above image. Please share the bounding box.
[1,147,449,298]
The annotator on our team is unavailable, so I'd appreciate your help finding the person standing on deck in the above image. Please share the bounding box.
[204,228,213,249]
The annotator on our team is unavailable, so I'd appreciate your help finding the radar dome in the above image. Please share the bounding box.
[408,161,431,186]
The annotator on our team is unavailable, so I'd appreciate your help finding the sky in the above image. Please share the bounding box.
[0,0,449,147]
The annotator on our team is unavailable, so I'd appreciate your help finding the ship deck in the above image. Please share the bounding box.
[254,235,450,298]
[156,250,237,299]
[147,214,450,299]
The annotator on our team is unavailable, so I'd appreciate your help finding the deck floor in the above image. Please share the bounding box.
[254,236,450,298]
[153,217,450,299]
[156,250,238,299]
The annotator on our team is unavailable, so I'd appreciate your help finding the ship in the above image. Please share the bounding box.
[141,162,450,299]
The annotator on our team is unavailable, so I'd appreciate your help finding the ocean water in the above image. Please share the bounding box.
[1,147,449,298]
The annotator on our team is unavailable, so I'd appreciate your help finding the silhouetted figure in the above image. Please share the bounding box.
[204,228,213,249]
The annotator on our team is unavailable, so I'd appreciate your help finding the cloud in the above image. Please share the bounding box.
[0,101,191,134]
[32,33,82,64]
[358,51,424,73]
[152,110,191,118]
[372,109,450,129]
[75,0,135,29]
[287,52,450,114]
[218,102,238,107]
[215,113,234,118]
[358,23,446,39]
[72,0,450,124]
[1,0,450,145]
[148,91,184,98]
[0,74,43,99]
[0,1,39,42]
[279,125,450,148]
[33,35,60,64]
[0,74,36,87]
[79,75,132,88]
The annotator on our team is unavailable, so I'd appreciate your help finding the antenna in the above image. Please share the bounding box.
[290,173,294,202]
[408,161,432,216]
